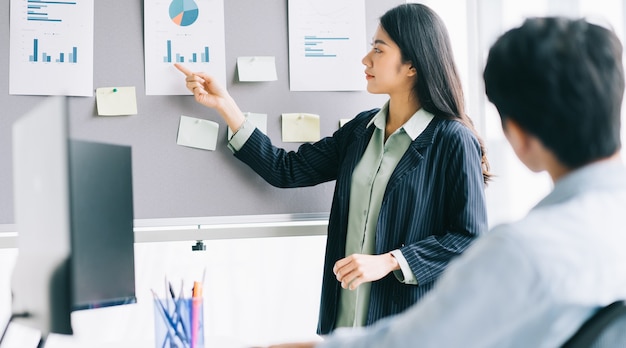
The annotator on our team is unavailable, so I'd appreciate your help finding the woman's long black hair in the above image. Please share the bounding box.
[381,3,492,184]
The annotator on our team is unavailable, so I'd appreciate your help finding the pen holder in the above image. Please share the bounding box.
[154,297,205,348]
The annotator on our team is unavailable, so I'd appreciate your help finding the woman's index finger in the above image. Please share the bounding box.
[174,63,193,76]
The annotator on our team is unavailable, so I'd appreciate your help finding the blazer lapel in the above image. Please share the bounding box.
[343,120,376,175]
[334,116,376,229]
[384,118,440,197]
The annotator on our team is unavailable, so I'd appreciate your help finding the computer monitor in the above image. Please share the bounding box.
[68,139,136,311]
[10,96,73,337]
[6,96,136,342]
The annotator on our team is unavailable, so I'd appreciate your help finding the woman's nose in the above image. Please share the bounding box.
[362,51,372,66]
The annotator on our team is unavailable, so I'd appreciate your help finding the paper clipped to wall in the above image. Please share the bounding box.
[177,115,219,151]
[287,0,367,91]
[95,87,138,116]
[281,113,320,143]
[144,0,227,95]
[9,0,95,96]
[237,56,277,82]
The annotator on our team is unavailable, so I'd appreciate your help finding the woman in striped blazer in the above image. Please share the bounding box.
[175,2,490,336]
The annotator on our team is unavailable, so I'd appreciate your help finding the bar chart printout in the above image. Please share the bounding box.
[288,0,367,91]
[304,35,349,58]
[29,38,78,63]
[145,0,227,95]
[163,40,210,63]
[9,0,94,96]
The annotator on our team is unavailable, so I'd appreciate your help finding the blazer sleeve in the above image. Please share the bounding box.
[400,124,488,285]
[232,109,377,188]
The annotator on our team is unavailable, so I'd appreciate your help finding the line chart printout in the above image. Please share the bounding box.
[288,0,367,91]
[144,0,226,95]
[9,0,94,96]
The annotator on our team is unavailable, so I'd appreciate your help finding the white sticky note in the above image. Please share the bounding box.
[95,86,138,116]
[228,112,268,139]
[237,56,278,82]
[177,115,219,151]
[281,113,320,143]
[339,118,352,128]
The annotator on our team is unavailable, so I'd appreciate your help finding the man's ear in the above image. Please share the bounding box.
[503,118,533,157]
[502,117,524,141]
[503,117,546,172]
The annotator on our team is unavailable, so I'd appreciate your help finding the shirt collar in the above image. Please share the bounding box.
[534,158,626,209]
[366,101,435,141]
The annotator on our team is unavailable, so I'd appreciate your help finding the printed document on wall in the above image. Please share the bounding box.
[9,0,94,96]
[288,0,367,91]
[144,0,226,95]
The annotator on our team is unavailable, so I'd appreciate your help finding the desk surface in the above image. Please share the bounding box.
[44,334,250,348]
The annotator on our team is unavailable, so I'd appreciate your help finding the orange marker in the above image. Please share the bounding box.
[191,281,203,348]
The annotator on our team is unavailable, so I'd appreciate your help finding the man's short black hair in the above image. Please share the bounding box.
[484,17,624,168]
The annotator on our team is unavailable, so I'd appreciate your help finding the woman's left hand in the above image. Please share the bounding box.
[333,253,400,290]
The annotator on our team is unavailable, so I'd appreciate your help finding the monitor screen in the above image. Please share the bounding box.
[9,96,136,338]
[68,139,136,310]
[11,96,73,336]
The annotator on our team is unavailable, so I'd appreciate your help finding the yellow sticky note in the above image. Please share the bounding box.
[281,113,320,143]
[227,112,268,139]
[237,56,278,82]
[177,115,219,151]
[95,87,138,116]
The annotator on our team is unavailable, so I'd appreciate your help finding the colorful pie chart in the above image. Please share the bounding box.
[169,0,199,27]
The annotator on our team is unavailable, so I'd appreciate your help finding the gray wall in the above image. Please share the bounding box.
[0,0,401,224]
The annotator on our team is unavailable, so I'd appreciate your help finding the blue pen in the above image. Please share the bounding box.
[155,290,188,348]
[151,289,188,347]
[165,277,170,315]
[152,289,176,347]
[170,281,190,342]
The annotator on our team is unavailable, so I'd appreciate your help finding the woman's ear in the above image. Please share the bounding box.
[407,65,417,77]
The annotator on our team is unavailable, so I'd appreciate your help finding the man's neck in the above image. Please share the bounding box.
[549,152,622,182]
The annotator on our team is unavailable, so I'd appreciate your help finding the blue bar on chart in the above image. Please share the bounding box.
[163,40,210,63]
[26,0,77,22]
[29,38,78,63]
[304,35,349,58]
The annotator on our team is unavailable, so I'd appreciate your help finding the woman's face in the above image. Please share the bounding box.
[361,25,416,96]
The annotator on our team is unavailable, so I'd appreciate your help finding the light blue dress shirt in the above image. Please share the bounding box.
[318,159,626,348]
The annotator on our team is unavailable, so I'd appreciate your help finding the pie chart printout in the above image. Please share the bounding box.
[169,0,199,27]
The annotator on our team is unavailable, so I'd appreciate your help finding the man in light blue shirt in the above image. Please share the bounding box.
[268,16,626,348]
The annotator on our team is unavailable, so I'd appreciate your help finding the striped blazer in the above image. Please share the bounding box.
[233,108,488,335]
